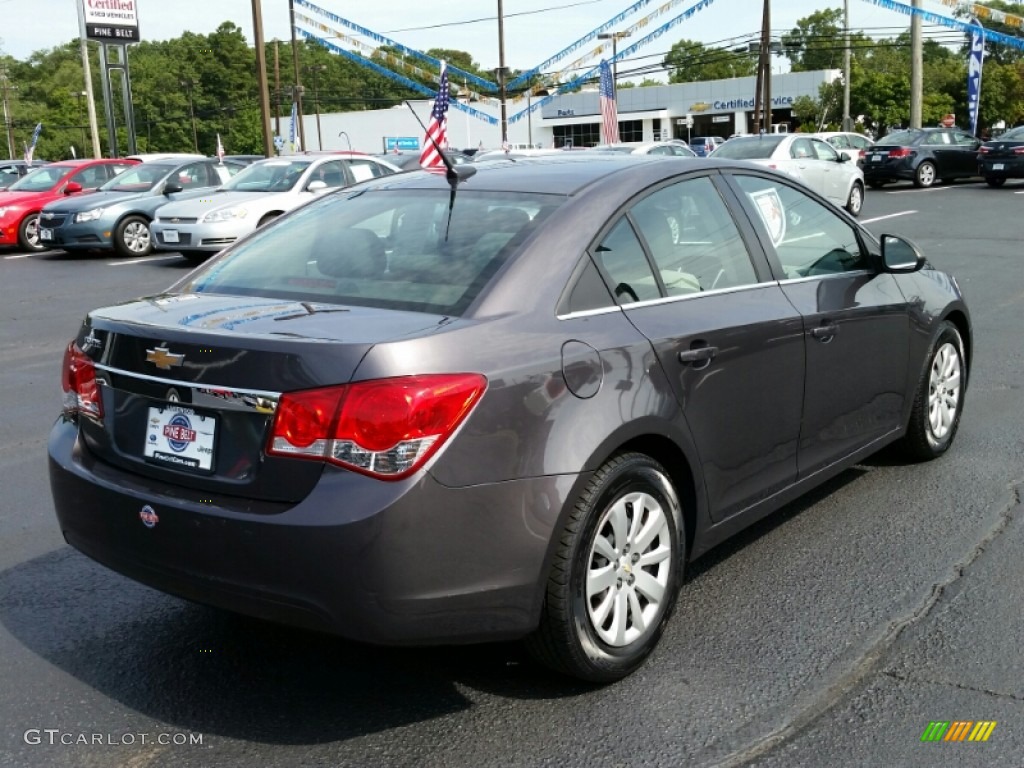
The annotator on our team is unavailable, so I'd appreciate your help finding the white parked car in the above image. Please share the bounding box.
[151,153,401,263]
[710,134,865,216]
[814,131,875,167]
[592,140,698,157]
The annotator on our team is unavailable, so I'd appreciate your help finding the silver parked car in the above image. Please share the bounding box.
[151,153,400,263]
[50,155,970,682]
[711,133,866,216]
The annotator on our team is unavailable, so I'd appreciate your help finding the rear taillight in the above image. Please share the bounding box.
[268,373,487,480]
[978,145,990,154]
[61,341,103,419]
[1014,147,1024,155]
[888,148,913,159]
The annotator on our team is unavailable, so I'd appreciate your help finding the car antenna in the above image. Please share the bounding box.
[404,100,476,241]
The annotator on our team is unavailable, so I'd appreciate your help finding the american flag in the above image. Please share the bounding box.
[419,61,450,170]
[599,60,619,145]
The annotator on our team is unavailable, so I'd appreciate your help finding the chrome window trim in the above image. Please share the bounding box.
[557,305,624,321]
[617,280,778,310]
[776,269,873,286]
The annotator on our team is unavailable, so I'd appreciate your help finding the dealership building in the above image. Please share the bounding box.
[303,69,840,154]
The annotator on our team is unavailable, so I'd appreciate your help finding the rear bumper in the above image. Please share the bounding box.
[48,418,577,645]
[978,158,1024,178]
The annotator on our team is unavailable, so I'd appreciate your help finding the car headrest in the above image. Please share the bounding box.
[316,228,386,279]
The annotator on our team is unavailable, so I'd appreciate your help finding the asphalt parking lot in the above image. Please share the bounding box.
[2,179,1022,767]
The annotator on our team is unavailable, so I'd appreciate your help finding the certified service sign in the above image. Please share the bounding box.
[82,0,140,44]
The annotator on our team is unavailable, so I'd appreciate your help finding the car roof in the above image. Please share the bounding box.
[365,153,721,196]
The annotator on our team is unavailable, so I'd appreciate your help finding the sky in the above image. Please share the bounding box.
[6,0,944,79]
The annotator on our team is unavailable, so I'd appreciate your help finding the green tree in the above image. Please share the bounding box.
[663,39,756,83]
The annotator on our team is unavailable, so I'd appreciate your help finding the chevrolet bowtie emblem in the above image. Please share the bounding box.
[146,346,185,370]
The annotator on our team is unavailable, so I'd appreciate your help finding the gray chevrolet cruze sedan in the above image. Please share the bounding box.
[49,155,971,682]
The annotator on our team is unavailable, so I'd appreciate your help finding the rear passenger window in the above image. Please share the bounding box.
[629,176,758,294]
[592,218,660,305]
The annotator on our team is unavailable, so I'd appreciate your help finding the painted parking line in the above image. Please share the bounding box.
[3,253,32,260]
[861,210,918,224]
[107,255,182,266]
[883,187,953,194]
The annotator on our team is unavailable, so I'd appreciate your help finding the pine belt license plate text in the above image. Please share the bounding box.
[162,229,179,243]
[144,405,216,471]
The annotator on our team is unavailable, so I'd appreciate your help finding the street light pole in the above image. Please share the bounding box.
[597,31,632,84]
[288,0,307,151]
[251,0,274,158]
[179,78,199,153]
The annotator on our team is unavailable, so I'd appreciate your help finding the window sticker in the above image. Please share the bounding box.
[749,187,786,246]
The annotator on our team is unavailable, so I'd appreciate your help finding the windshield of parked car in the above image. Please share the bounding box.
[879,130,921,146]
[7,165,69,192]
[179,188,565,316]
[221,159,313,193]
[710,136,786,159]
[100,163,174,192]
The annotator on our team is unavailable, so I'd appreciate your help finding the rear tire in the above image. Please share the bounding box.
[913,161,937,188]
[525,452,684,683]
[17,212,45,252]
[985,176,1006,187]
[900,321,966,461]
[867,179,885,189]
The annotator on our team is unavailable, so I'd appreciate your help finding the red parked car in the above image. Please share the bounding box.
[0,158,138,251]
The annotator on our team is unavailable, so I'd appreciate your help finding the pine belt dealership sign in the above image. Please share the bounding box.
[83,0,140,43]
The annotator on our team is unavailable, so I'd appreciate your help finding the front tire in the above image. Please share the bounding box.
[846,182,864,217]
[114,215,152,257]
[526,453,684,683]
[17,212,45,252]
[901,321,966,460]
[913,161,937,188]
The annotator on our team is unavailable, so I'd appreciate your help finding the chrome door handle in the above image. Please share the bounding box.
[810,324,839,341]
[678,346,718,364]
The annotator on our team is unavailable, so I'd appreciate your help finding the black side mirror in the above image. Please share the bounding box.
[837,153,850,163]
[880,234,925,273]
[164,181,184,195]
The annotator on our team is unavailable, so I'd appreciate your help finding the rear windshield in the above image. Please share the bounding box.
[101,163,173,192]
[879,130,921,146]
[710,136,786,159]
[179,188,565,316]
[1000,125,1024,141]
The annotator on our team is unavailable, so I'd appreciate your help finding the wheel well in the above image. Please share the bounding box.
[616,434,697,558]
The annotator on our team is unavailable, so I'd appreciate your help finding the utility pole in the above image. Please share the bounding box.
[273,38,281,137]
[288,0,307,150]
[843,0,852,130]
[497,0,508,146]
[252,0,274,158]
[597,31,632,84]
[0,70,15,159]
[909,0,923,128]
[753,0,771,133]
[76,0,102,157]
[305,64,326,150]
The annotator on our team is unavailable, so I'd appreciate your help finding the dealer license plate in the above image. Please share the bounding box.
[144,404,216,471]
[872,153,885,162]
[162,229,179,244]
[40,228,52,241]
[993,163,1005,170]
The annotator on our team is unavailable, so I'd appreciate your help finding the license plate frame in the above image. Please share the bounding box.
[162,229,180,244]
[993,163,1005,170]
[40,227,53,241]
[144,403,217,472]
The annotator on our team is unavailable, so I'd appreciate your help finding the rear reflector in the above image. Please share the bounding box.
[268,373,487,480]
[61,341,103,420]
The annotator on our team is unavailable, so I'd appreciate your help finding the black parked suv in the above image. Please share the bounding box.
[862,127,981,188]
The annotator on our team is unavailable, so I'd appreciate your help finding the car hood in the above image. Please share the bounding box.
[43,188,155,213]
[0,189,62,208]
[156,190,294,218]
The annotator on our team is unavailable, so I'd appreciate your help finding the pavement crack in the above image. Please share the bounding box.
[701,478,1024,768]
[884,670,1024,702]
